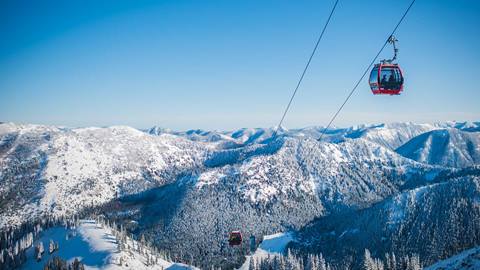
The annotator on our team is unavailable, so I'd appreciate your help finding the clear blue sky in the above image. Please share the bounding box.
[1,0,479,130]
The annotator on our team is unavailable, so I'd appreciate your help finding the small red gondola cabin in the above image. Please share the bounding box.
[229,231,242,246]
[369,63,404,95]
[369,35,404,95]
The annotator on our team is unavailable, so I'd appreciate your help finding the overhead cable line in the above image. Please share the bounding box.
[317,0,416,141]
[272,0,339,138]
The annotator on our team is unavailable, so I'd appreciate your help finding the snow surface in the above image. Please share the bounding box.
[20,220,196,270]
[425,246,480,270]
[238,232,293,270]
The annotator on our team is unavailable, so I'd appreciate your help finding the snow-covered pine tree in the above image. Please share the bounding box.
[39,241,44,255]
[286,248,300,269]
[374,258,385,270]
[385,252,397,270]
[364,249,375,270]
[305,254,316,270]
[318,253,327,270]
[35,246,42,262]
[49,239,55,254]
[407,254,421,270]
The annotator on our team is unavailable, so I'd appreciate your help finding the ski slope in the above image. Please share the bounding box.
[238,232,293,270]
[20,220,196,270]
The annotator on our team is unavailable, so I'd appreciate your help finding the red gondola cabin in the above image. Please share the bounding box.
[369,63,404,95]
[229,231,242,246]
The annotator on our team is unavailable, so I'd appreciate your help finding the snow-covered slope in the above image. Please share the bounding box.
[291,174,480,268]
[239,232,293,270]
[426,246,480,270]
[19,219,195,270]
[396,128,480,167]
[0,123,206,228]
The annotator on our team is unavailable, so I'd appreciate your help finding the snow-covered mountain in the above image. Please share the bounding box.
[396,128,480,168]
[99,136,443,268]
[343,121,479,150]
[291,172,480,268]
[340,122,443,149]
[1,121,479,269]
[0,123,206,228]
[2,121,450,229]
[452,121,480,132]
